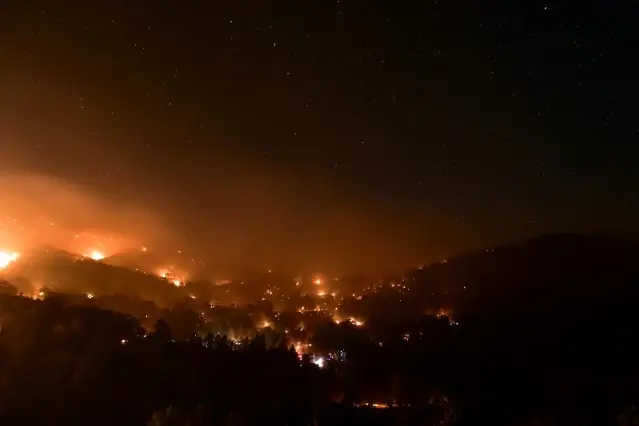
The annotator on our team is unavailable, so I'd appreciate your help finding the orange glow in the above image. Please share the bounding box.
[317,290,326,297]
[354,402,389,409]
[85,250,105,261]
[0,251,20,269]
[156,267,186,287]
[313,277,322,285]
[349,318,364,327]
[292,341,306,359]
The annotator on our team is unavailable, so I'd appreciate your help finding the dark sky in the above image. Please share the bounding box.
[0,0,637,274]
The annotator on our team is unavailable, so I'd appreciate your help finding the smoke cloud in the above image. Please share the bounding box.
[0,171,173,256]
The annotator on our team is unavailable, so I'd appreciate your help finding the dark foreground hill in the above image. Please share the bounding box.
[409,235,639,425]
[0,235,637,424]
[407,234,639,317]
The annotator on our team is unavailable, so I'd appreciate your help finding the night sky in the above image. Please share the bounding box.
[0,0,637,274]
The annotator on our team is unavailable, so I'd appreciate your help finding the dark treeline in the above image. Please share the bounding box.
[0,291,638,425]
[0,235,639,425]
[0,294,459,426]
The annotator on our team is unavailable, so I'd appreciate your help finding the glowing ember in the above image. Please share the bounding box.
[172,279,182,287]
[0,251,20,269]
[313,278,322,285]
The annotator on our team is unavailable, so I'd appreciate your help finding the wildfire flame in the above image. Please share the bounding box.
[156,267,186,287]
[85,250,105,261]
[0,251,20,269]
[349,318,364,327]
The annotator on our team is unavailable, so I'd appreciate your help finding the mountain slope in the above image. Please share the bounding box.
[408,234,639,315]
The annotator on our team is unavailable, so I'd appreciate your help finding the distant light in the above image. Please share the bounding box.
[172,279,182,287]
[86,292,94,299]
[121,339,127,345]
[312,356,325,368]
[141,246,148,252]
[371,403,389,409]
[313,278,322,285]
[317,290,326,297]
